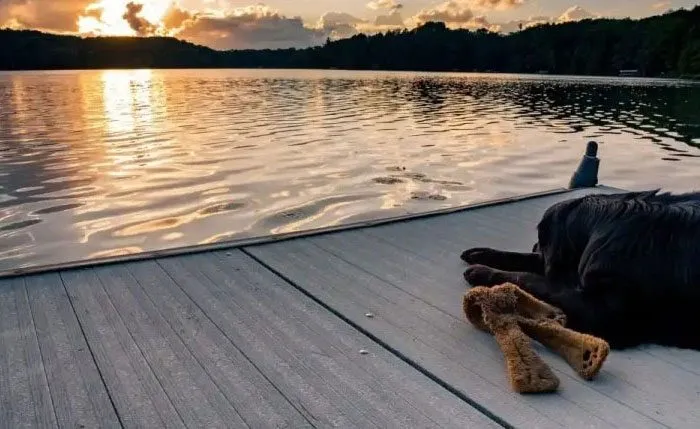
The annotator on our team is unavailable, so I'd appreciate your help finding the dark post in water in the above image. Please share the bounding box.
[569,141,600,189]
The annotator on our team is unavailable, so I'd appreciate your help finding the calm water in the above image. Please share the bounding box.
[1,69,699,271]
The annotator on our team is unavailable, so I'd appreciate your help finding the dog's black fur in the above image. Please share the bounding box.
[462,190,700,350]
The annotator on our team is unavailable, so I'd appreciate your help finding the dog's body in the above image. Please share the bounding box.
[462,190,700,351]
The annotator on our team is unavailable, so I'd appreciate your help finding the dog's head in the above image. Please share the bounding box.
[535,196,591,280]
[534,190,661,279]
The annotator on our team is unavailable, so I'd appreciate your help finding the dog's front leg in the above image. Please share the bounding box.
[461,248,544,274]
[463,264,552,294]
[464,265,575,309]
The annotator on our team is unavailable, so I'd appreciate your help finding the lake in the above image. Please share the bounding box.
[1,69,699,271]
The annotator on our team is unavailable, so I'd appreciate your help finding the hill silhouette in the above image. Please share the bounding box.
[1,6,698,77]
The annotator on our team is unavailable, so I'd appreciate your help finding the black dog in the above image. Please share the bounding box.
[462,190,700,351]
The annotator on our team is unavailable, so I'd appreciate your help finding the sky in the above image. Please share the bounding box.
[0,0,697,50]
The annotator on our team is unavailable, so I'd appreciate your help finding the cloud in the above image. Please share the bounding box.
[470,15,492,28]
[162,5,192,30]
[468,0,525,10]
[557,5,596,22]
[412,1,474,25]
[315,10,405,39]
[367,0,403,11]
[651,1,671,11]
[365,0,405,30]
[374,10,404,26]
[173,5,326,50]
[122,2,156,36]
[494,15,549,33]
[317,11,363,39]
[408,0,497,30]
[492,6,598,33]
[0,0,93,31]
[318,11,364,28]
[82,6,102,20]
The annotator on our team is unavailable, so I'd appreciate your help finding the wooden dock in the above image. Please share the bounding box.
[2,186,699,429]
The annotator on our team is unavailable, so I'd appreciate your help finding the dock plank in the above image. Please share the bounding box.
[60,269,186,429]
[645,347,700,376]
[24,273,121,428]
[123,260,314,428]
[158,254,389,428]
[90,264,249,428]
[0,278,56,429]
[157,250,500,429]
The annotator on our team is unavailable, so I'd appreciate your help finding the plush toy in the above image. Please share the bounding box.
[463,283,610,394]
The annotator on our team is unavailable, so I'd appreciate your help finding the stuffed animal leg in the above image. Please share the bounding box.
[464,285,560,393]
[490,283,610,380]
[517,318,609,380]
[463,283,609,393]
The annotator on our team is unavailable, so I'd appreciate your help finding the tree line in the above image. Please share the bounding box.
[1,6,698,77]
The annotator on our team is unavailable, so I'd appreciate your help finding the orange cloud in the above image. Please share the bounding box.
[123,2,156,35]
[162,4,191,30]
[0,0,93,31]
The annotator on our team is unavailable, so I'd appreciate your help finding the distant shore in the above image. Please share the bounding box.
[2,67,698,81]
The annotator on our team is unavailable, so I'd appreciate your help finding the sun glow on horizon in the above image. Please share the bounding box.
[78,0,173,36]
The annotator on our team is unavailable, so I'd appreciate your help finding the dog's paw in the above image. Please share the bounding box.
[463,264,504,287]
[460,247,497,264]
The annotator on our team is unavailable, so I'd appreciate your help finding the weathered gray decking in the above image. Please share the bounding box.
[2,186,699,429]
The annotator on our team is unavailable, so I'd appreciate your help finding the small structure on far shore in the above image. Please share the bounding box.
[619,69,640,77]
